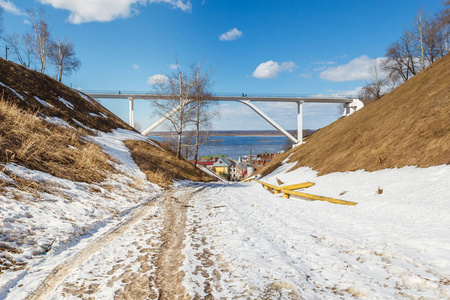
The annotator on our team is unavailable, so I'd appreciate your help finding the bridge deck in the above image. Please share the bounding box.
[86,93,354,103]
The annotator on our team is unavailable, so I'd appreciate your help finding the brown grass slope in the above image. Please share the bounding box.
[125,140,216,188]
[0,97,114,184]
[0,58,134,133]
[259,54,450,177]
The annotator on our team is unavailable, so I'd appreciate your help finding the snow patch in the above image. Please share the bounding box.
[57,96,74,110]
[71,118,93,131]
[42,116,74,129]
[0,82,25,101]
[76,91,93,104]
[33,96,53,108]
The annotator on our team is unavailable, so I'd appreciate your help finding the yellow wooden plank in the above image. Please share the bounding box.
[281,182,315,190]
[254,180,314,192]
[280,189,357,206]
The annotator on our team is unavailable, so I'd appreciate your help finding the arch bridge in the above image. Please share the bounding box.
[86,92,364,144]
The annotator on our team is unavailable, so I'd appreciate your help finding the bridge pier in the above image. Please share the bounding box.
[297,101,303,144]
[129,97,135,128]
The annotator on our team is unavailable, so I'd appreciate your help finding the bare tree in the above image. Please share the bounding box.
[412,8,428,70]
[6,34,24,65]
[190,57,218,167]
[438,0,450,51]
[49,37,81,82]
[382,4,450,87]
[27,9,51,73]
[22,33,34,67]
[383,28,420,84]
[152,59,196,159]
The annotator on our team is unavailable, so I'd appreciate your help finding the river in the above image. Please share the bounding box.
[149,135,289,160]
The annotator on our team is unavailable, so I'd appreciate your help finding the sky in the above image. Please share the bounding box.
[0,0,445,132]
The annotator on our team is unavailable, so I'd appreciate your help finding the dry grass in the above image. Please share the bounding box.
[0,96,114,184]
[0,58,134,133]
[125,140,216,188]
[258,54,450,177]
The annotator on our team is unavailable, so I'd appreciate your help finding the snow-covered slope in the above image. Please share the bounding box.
[182,163,450,299]
[0,129,162,298]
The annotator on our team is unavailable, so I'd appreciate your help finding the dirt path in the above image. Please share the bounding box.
[23,186,202,300]
[154,186,204,300]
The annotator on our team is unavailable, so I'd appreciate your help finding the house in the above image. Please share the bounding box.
[212,157,233,178]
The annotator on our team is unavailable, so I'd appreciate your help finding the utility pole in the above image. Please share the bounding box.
[5,44,9,60]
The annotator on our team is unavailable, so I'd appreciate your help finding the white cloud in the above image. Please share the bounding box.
[310,87,363,98]
[23,19,31,25]
[252,60,296,79]
[319,55,387,82]
[312,61,336,65]
[313,66,326,71]
[299,73,311,78]
[132,64,139,70]
[147,74,168,85]
[37,0,192,24]
[168,64,179,69]
[219,27,243,41]
[0,0,25,15]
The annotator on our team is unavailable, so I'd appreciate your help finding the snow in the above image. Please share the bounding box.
[0,129,162,299]
[1,123,449,299]
[33,96,53,108]
[57,97,74,110]
[87,111,108,119]
[42,116,74,128]
[0,82,25,101]
[181,164,450,299]
[75,91,93,104]
[71,118,92,131]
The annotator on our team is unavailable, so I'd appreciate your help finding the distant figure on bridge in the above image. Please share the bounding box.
[242,93,244,97]
[119,90,121,94]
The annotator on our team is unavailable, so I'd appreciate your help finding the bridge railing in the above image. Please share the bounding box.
[83,90,356,99]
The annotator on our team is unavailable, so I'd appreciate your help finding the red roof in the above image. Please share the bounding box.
[193,160,214,166]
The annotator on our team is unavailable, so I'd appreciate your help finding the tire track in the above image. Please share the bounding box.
[25,195,162,300]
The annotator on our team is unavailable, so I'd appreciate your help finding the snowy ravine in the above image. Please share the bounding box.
[182,163,450,299]
[1,126,450,299]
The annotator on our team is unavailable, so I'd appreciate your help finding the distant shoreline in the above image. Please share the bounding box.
[146,129,315,137]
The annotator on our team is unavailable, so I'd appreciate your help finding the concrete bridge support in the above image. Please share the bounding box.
[238,100,299,144]
[129,97,135,128]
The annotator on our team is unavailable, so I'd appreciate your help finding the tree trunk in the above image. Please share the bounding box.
[58,60,63,82]
[194,100,200,167]
[177,131,182,159]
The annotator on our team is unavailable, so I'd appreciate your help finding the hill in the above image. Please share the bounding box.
[258,54,450,177]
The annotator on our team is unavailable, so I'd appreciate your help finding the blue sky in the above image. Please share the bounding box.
[0,0,445,131]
